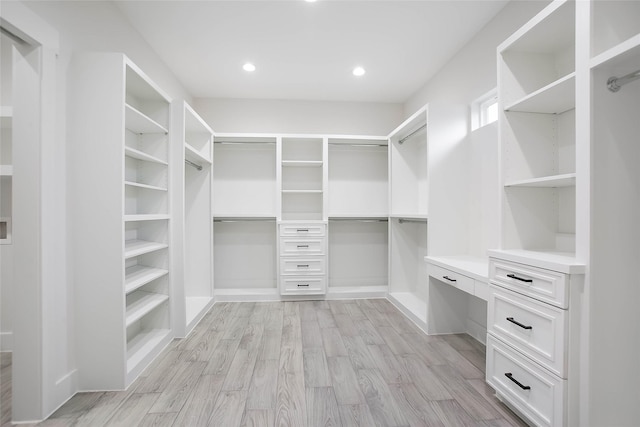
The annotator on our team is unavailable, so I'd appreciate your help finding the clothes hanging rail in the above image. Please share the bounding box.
[185,159,202,171]
[398,123,427,144]
[329,217,388,222]
[398,217,428,224]
[327,142,388,147]
[607,68,640,92]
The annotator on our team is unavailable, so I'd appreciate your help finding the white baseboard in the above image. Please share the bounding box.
[327,286,388,300]
[214,288,280,302]
[0,331,12,352]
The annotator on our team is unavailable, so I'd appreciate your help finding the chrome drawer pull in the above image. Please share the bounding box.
[507,274,533,283]
[443,275,457,282]
[505,373,531,390]
[297,264,310,268]
[297,284,310,287]
[506,317,533,330]
[297,229,309,232]
[297,245,309,248]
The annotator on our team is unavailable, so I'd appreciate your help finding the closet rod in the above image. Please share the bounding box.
[329,218,388,222]
[328,142,388,147]
[607,69,640,92]
[185,159,202,171]
[214,217,276,223]
[398,123,427,144]
[398,218,427,224]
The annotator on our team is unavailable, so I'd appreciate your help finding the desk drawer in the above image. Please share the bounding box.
[489,285,568,377]
[281,276,326,295]
[490,258,568,309]
[429,264,474,295]
[280,223,325,237]
[280,257,325,275]
[487,335,566,427]
[280,238,325,256]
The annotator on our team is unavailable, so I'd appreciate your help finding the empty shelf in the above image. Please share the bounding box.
[125,265,168,294]
[505,173,576,188]
[124,240,168,259]
[185,143,212,165]
[125,104,168,134]
[125,291,169,327]
[126,328,171,373]
[124,181,168,191]
[124,146,168,165]
[505,73,575,114]
[124,214,170,222]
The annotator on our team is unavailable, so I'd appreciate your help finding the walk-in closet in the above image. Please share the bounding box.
[1,0,639,426]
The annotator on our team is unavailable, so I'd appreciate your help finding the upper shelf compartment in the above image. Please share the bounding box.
[498,0,575,108]
[184,103,213,165]
[125,104,168,135]
[125,61,171,133]
[504,72,575,114]
[591,0,640,61]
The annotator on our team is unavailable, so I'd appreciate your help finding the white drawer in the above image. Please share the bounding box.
[487,335,566,427]
[280,257,325,275]
[429,263,474,295]
[489,285,568,378]
[280,223,325,237]
[490,258,568,309]
[281,276,326,295]
[280,237,325,256]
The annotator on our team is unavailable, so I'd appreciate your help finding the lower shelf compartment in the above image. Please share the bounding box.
[387,291,427,328]
[125,291,169,327]
[126,328,172,382]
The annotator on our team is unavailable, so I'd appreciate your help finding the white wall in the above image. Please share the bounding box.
[404,1,549,340]
[7,0,193,421]
[193,97,403,136]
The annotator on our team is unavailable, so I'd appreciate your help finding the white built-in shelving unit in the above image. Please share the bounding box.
[587,1,640,425]
[387,106,429,326]
[70,53,172,390]
[172,101,214,337]
[487,2,586,426]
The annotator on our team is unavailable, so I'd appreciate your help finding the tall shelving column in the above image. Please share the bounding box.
[327,136,388,298]
[213,134,278,300]
[587,1,640,424]
[172,101,214,337]
[387,106,429,328]
[70,53,172,390]
[486,2,585,426]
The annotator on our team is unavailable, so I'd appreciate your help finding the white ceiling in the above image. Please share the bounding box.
[115,0,509,103]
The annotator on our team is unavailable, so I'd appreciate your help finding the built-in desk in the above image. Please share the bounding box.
[423,255,489,339]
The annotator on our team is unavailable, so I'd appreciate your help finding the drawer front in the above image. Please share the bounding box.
[281,276,326,295]
[487,335,566,427]
[490,258,568,309]
[280,224,326,237]
[429,264,474,295]
[280,238,325,256]
[280,257,326,275]
[489,285,568,377]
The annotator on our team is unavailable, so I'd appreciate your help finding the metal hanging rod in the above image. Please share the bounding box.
[398,218,428,224]
[329,218,388,222]
[214,217,276,223]
[328,142,388,147]
[185,159,202,171]
[398,123,427,144]
[607,69,640,92]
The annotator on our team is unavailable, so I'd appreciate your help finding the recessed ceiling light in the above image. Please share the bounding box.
[353,66,366,77]
[243,63,256,72]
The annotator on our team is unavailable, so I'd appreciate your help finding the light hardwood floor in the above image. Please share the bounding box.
[1,299,527,426]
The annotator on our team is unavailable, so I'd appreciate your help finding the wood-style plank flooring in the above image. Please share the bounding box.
[1,299,527,426]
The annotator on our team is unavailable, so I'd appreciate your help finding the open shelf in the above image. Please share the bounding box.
[125,146,168,165]
[124,181,167,192]
[124,214,170,222]
[124,240,168,259]
[387,292,427,324]
[125,291,169,327]
[125,265,169,294]
[185,142,212,165]
[591,34,640,71]
[282,160,323,167]
[126,328,171,373]
[505,173,576,188]
[505,73,575,114]
[125,104,168,135]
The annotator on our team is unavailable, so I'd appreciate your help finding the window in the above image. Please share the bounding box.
[471,88,498,130]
